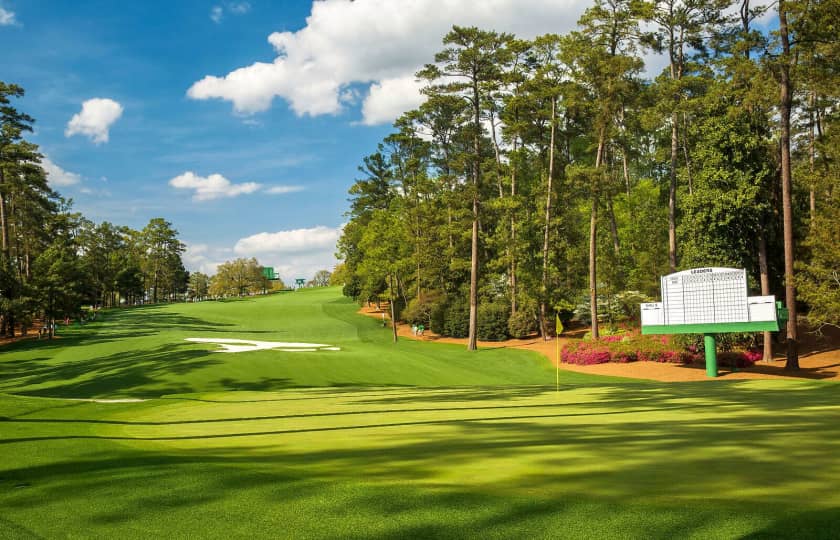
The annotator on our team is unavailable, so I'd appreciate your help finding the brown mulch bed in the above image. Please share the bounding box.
[359,304,840,382]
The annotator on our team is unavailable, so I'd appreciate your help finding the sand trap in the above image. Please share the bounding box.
[185,338,341,353]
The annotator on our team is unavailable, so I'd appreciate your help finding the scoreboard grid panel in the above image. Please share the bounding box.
[662,269,748,325]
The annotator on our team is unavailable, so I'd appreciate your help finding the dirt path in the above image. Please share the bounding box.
[359,305,840,382]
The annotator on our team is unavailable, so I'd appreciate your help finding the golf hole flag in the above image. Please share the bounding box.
[555,313,563,393]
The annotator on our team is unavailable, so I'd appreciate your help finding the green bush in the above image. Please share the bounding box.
[554,299,576,326]
[507,309,537,338]
[478,302,510,341]
[672,332,758,353]
[573,291,653,326]
[402,292,442,326]
[430,302,447,334]
[443,301,470,338]
[391,297,406,322]
[342,276,361,300]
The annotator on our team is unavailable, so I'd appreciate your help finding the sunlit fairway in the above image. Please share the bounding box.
[1,288,839,538]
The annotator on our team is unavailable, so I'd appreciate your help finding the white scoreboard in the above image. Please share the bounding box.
[662,267,748,324]
[640,267,779,328]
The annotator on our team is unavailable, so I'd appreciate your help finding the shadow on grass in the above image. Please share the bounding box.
[740,507,840,539]
[2,308,237,353]
[0,342,222,398]
[1,381,840,537]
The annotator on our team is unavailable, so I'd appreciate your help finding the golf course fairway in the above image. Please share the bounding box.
[1,288,839,538]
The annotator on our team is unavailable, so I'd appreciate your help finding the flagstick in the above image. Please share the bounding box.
[555,334,559,393]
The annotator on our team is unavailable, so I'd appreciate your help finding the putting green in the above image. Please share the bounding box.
[1,288,838,538]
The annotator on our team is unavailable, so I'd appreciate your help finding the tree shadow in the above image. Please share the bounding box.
[1,381,840,537]
[3,308,237,353]
[740,507,840,539]
[0,342,222,398]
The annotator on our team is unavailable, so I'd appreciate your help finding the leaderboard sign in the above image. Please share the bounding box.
[641,267,781,334]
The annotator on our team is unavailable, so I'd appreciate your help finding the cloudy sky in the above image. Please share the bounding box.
[0,0,772,282]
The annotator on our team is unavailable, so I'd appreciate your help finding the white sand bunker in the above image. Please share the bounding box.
[185,338,341,353]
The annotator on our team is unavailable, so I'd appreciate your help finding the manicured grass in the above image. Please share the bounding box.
[1,288,838,538]
[2,381,840,538]
[0,288,578,399]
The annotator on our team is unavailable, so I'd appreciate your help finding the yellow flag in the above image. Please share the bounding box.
[555,314,564,336]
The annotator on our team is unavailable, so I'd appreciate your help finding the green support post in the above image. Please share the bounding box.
[704,334,718,378]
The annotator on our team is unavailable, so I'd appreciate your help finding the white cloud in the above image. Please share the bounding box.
[183,226,341,283]
[41,156,81,187]
[169,171,261,201]
[235,225,340,255]
[187,0,589,124]
[233,225,342,283]
[361,76,425,126]
[210,2,250,23]
[228,2,251,15]
[265,185,304,195]
[65,98,123,144]
[183,243,225,275]
[0,6,16,25]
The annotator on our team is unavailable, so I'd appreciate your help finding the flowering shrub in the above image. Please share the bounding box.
[562,335,701,365]
[560,341,612,365]
[561,335,764,367]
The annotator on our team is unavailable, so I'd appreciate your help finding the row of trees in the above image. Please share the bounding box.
[187,261,333,299]
[338,0,839,369]
[0,82,189,337]
[192,257,277,299]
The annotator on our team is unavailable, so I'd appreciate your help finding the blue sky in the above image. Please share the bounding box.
[1,1,399,280]
[0,0,774,281]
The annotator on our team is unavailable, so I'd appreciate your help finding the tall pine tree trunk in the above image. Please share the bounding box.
[540,97,557,339]
[607,194,620,256]
[467,80,481,351]
[668,111,679,271]
[389,274,398,343]
[0,167,11,337]
[590,127,607,340]
[510,142,518,316]
[758,223,773,362]
[779,0,798,370]
[808,92,816,225]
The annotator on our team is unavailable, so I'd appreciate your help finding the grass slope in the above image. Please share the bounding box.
[0,288,577,399]
[1,288,839,538]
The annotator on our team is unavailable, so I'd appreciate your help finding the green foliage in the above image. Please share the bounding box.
[402,291,443,327]
[309,270,332,287]
[797,202,840,330]
[477,302,510,341]
[575,290,650,327]
[333,8,835,353]
[442,300,470,338]
[671,332,759,353]
[342,276,362,300]
[209,258,266,297]
[554,299,577,326]
[508,309,537,338]
[329,263,348,286]
[187,272,210,301]
[31,239,85,322]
